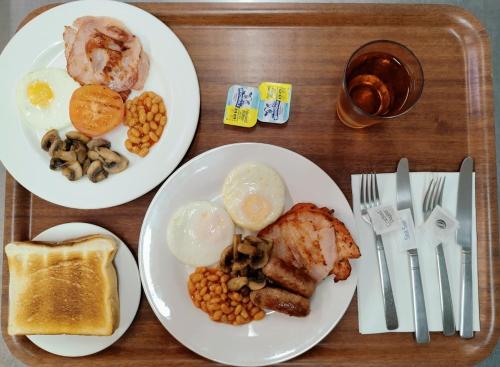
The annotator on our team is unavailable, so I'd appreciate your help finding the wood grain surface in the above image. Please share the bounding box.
[2,3,498,366]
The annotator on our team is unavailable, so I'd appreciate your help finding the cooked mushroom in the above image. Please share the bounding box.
[87,160,108,183]
[87,150,101,161]
[227,277,248,291]
[70,140,88,164]
[61,138,73,151]
[41,129,60,152]
[48,139,63,157]
[102,152,128,174]
[82,158,91,175]
[232,256,250,272]
[61,161,83,181]
[250,241,272,269]
[65,131,90,144]
[238,241,257,256]
[52,150,77,163]
[49,158,66,170]
[219,245,233,273]
[95,147,121,162]
[248,278,267,291]
[232,234,241,259]
[87,138,111,150]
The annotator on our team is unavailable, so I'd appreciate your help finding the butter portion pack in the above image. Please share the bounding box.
[257,82,292,124]
[224,82,292,127]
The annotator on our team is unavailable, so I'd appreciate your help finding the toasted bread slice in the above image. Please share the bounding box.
[5,234,119,336]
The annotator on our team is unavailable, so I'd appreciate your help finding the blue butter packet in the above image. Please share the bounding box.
[257,82,292,124]
[223,85,260,128]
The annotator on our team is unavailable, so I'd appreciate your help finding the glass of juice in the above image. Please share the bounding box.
[337,40,424,128]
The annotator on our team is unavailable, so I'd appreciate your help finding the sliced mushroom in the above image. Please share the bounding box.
[61,161,83,181]
[250,241,272,270]
[52,150,77,163]
[87,160,108,183]
[240,286,250,297]
[95,147,121,162]
[227,277,248,291]
[82,158,91,175]
[232,234,241,259]
[49,158,66,170]
[87,138,111,150]
[65,131,90,144]
[248,278,267,291]
[87,150,101,161]
[245,236,262,244]
[238,241,257,256]
[232,256,250,272]
[219,245,234,273]
[48,139,63,157]
[41,129,60,152]
[70,140,88,164]
[61,138,73,151]
[102,152,128,174]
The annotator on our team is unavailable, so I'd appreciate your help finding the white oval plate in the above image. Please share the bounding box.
[0,0,199,209]
[139,143,358,366]
[27,222,141,357]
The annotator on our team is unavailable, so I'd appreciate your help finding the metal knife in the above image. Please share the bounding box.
[457,157,474,338]
[396,158,430,344]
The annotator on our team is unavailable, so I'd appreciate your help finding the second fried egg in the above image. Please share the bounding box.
[223,162,285,231]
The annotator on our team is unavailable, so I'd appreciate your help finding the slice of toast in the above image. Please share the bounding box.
[5,234,119,336]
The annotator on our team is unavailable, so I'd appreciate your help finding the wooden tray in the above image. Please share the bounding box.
[2,3,498,366]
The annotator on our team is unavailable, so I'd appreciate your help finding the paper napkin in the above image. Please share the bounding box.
[352,172,479,334]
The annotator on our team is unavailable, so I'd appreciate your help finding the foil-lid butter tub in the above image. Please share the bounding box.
[223,85,259,128]
[257,82,292,124]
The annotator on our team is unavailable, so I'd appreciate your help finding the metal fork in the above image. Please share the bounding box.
[423,177,455,336]
[360,173,399,330]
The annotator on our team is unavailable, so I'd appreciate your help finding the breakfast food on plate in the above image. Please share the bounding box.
[64,16,149,98]
[167,201,234,266]
[16,68,79,130]
[259,203,361,282]
[124,91,167,157]
[219,235,273,291]
[69,85,125,137]
[5,235,119,336]
[41,129,128,182]
[222,162,285,231]
[250,287,310,317]
[178,162,360,323]
[262,257,316,298]
[188,267,265,325]
[240,203,359,318]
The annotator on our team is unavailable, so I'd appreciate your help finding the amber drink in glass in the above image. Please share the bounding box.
[337,40,424,128]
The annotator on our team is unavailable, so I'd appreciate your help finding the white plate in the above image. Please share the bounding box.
[0,0,199,209]
[27,222,141,357]
[139,143,358,366]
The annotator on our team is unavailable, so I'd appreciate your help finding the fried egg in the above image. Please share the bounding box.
[167,201,234,266]
[223,162,285,231]
[16,68,79,130]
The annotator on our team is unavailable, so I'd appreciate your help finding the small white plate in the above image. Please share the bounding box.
[0,0,199,209]
[139,143,358,366]
[27,222,141,357]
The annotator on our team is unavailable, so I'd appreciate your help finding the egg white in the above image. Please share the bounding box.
[167,201,234,266]
[16,68,79,131]
[222,162,285,231]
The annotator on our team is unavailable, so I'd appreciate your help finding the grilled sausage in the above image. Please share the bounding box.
[262,257,316,298]
[250,288,310,317]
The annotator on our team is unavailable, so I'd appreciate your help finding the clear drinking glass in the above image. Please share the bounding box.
[336,40,424,128]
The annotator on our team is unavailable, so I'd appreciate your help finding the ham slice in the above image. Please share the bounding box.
[259,203,360,282]
[63,16,149,94]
